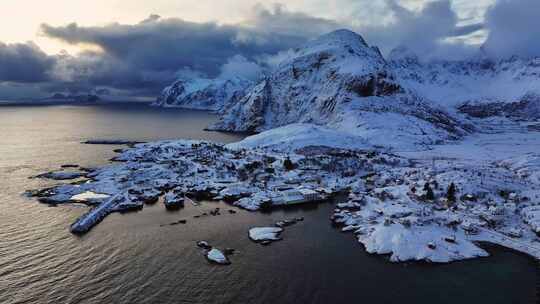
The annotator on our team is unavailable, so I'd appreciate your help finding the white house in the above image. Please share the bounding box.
[273,188,322,205]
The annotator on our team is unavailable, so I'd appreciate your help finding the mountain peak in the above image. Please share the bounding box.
[312,29,369,47]
[300,29,374,57]
[278,29,386,76]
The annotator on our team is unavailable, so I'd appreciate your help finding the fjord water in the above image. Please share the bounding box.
[0,104,536,304]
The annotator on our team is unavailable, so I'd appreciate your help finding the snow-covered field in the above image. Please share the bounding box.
[227,123,371,152]
[399,128,540,161]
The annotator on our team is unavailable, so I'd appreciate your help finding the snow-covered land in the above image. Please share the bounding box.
[389,46,540,114]
[227,123,371,152]
[30,126,540,262]
[249,227,283,242]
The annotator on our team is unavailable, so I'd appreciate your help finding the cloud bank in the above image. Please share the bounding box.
[34,7,321,96]
[0,1,537,99]
[0,41,54,83]
[482,0,540,58]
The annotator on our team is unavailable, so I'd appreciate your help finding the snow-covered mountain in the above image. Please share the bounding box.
[155,29,539,150]
[154,76,252,112]
[389,46,540,120]
[209,30,469,149]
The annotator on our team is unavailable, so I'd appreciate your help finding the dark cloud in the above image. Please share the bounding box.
[46,51,157,94]
[1,1,536,99]
[40,13,304,77]
[482,0,540,58]
[0,41,55,83]
[358,0,481,60]
[451,24,484,37]
[242,3,340,39]
[43,20,242,75]
[237,1,484,61]
[34,8,329,97]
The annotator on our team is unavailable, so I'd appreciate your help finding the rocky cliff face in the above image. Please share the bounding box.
[210,30,468,149]
[154,76,252,112]
[458,92,540,121]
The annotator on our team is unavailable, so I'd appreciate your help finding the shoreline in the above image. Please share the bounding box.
[28,133,540,264]
[0,100,152,107]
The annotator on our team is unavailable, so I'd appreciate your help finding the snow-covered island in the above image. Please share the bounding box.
[29,127,540,263]
[29,29,540,264]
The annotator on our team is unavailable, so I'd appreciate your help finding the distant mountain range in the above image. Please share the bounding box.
[0,93,159,105]
[44,93,101,103]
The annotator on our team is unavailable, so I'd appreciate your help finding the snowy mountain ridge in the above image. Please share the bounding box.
[153,76,252,112]
[156,29,540,150]
[209,30,471,150]
[389,46,540,118]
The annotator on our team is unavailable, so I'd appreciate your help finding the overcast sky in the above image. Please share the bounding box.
[0,0,537,99]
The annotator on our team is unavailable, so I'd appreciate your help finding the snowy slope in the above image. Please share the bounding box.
[154,76,252,112]
[226,123,371,152]
[389,47,540,120]
[211,30,468,150]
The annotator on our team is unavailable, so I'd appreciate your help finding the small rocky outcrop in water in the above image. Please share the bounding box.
[34,171,86,180]
[82,139,145,146]
[275,218,303,228]
[206,248,230,265]
[197,241,212,250]
[196,241,232,265]
[248,227,283,244]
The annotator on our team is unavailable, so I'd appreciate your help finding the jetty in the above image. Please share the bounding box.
[70,193,122,234]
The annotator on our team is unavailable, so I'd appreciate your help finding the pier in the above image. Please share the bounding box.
[70,193,122,234]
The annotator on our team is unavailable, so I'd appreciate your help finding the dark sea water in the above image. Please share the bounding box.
[0,103,537,304]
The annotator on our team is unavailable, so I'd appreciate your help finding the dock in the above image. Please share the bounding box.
[70,193,122,234]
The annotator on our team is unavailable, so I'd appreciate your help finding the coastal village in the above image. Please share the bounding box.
[28,136,540,264]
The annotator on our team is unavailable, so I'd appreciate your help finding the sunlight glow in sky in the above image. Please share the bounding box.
[9,0,535,99]
[1,0,494,55]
